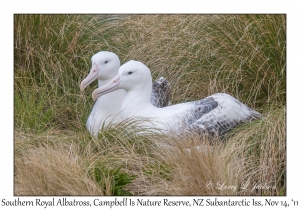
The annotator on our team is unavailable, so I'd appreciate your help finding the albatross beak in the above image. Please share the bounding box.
[92,74,121,101]
[80,64,99,91]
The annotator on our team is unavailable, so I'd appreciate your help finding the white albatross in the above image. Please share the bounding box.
[80,51,171,136]
[91,60,262,137]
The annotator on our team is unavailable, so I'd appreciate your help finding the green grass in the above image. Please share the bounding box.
[14,14,127,132]
[14,14,286,196]
[89,163,137,196]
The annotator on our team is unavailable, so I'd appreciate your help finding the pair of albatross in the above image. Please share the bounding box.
[81,51,262,137]
[80,51,172,136]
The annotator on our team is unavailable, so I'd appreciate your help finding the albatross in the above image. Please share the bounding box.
[80,51,171,136]
[91,60,262,137]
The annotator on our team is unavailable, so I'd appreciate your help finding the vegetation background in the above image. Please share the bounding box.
[14,14,286,195]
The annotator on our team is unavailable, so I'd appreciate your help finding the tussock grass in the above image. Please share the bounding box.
[163,108,285,195]
[14,123,173,196]
[14,14,285,195]
[15,144,104,196]
[227,107,286,196]
[119,15,286,108]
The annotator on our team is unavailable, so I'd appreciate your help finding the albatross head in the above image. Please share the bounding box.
[92,60,152,101]
[80,51,120,91]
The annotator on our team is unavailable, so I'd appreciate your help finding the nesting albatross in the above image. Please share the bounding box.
[80,52,171,136]
[91,60,262,137]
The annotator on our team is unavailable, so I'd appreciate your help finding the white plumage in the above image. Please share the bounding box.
[80,52,171,136]
[92,60,262,137]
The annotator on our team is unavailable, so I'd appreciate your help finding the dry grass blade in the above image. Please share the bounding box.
[15,144,104,196]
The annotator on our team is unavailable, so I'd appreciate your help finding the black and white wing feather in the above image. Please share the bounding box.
[184,93,262,137]
[151,77,172,108]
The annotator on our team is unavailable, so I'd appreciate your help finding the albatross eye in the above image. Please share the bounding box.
[128,71,133,75]
[105,61,108,64]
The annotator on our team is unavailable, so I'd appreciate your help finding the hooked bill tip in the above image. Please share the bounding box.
[80,81,86,91]
[92,94,97,101]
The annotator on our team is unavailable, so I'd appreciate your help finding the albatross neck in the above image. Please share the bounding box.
[122,80,153,109]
